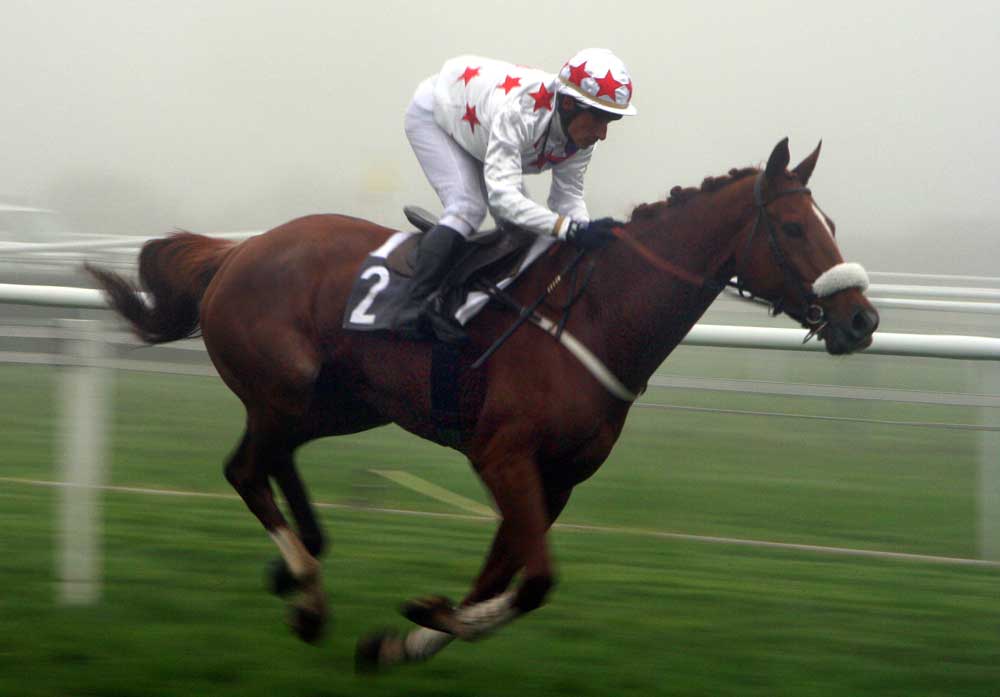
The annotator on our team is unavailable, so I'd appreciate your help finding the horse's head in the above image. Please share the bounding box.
[732,138,879,354]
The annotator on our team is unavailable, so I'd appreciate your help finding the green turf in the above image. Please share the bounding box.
[1,486,998,697]
[1,363,998,695]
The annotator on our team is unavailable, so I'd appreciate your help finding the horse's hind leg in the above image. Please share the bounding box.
[224,423,328,642]
[273,463,324,556]
[265,456,326,596]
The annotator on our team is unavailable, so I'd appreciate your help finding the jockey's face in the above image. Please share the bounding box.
[562,97,622,149]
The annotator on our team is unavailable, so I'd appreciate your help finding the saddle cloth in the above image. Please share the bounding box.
[342,209,556,332]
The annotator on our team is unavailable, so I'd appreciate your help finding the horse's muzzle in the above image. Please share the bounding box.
[822,303,879,355]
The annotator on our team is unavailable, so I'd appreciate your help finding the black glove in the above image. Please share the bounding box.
[565,217,620,250]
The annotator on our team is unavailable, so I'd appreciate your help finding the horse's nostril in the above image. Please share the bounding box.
[851,307,879,337]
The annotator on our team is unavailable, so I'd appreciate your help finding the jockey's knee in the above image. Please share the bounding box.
[515,574,555,613]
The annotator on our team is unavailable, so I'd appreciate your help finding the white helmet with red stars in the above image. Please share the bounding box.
[557,48,637,116]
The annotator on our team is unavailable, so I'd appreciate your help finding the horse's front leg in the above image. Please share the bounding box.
[357,520,519,671]
[408,465,563,641]
[225,429,328,643]
[463,486,570,605]
[357,469,570,671]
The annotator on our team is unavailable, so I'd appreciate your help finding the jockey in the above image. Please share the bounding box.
[397,47,637,341]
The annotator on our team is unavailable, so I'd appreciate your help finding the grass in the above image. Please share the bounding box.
[2,486,998,697]
[1,362,998,696]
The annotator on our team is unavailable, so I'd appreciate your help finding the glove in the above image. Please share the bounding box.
[565,217,620,250]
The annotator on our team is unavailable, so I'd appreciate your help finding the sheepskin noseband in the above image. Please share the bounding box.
[812,262,869,298]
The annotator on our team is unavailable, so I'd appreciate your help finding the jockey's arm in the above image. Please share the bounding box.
[548,148,592,223]
[483,107,574,239]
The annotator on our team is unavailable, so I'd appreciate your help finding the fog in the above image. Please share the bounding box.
[2,0,998,273]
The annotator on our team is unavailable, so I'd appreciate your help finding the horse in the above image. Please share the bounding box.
[87,138,878,670]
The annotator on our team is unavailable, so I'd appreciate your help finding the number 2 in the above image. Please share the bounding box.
[349,265,391,325]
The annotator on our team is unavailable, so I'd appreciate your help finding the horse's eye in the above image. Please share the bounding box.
[782,222,804,238]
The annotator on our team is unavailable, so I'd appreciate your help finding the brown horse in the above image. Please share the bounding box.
[87,139,878,670]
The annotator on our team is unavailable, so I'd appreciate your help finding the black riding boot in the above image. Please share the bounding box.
[394,224,467,342]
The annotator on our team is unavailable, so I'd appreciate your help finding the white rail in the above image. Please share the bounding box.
[4,283,999,359]
[867,284,1000,301]
[684,325,1000,360]
[869,271,1000,286]
[0,230,260,255]
[871,298,1000,315]
[0,283,115,308]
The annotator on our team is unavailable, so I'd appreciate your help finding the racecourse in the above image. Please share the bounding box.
[2,357,999,696]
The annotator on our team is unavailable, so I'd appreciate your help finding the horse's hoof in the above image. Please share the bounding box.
[356,629,401,674]
[400,595,455,633]
[288,605,327,644]
[266,557,299,597]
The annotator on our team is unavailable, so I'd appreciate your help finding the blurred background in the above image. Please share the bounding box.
[1,1,998,269]
[1,2,999,696]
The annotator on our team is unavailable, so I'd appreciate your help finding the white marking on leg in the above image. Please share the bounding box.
[454,590,519,641]
[403,628,455,661]
[269,526,314,579]
[270,526,327,626]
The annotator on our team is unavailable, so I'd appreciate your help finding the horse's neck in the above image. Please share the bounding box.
[594,182,752,391]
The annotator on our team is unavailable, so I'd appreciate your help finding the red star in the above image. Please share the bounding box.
[461,103,480,132]
[594,70,623,100]
[497,74,521,94]
[528,83,554,111]
[566,61,589,86]
[457,65,480,85]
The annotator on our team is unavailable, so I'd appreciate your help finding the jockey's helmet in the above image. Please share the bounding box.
[556,48,637,116]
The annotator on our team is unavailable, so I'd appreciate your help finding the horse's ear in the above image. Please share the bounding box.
[793,140,822,186]
[765,138,790,180]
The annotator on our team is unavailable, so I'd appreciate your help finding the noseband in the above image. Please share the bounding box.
[731,173,826,335]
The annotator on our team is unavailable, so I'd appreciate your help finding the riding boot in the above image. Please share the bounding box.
[394,224,466,342]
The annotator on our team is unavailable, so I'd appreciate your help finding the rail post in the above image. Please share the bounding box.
[979,362,1000,561]
[56,318,111,604]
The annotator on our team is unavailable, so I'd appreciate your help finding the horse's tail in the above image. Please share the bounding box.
[86,232,238,344]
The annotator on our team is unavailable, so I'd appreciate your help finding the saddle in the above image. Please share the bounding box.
[342,207,550,336]
[391,206,537,292]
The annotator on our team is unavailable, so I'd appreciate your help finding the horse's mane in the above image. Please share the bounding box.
[630,166,758,222]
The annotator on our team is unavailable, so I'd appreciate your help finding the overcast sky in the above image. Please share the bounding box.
[1,0,998,272]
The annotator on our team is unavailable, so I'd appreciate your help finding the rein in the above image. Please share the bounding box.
[610,228,715,289]
[470,248,589,370]
[613,172,827,337]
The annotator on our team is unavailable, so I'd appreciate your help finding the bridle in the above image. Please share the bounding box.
[729,172,827,339]
[612,170,835,342]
